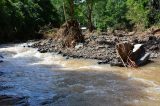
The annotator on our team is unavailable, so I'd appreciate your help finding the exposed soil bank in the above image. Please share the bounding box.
[31,33,160,66]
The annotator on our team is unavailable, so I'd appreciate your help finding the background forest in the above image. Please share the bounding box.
[0,0,160,42]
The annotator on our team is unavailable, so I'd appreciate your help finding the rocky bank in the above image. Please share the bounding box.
[30,33,160,66]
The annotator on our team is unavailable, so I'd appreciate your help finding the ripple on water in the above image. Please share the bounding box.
[0,44,160,106]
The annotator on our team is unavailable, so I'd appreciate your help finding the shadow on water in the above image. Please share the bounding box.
[0,47,153,106]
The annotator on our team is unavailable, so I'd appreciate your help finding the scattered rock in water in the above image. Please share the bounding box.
[97,59,110,64]
[0,55,4,58]
[40,94,68,105]
[0,95,29,106]
[57,51,62,54]
[110,61,124,67]
[65,56,69,60]
[0,86,13,91]
[0,55,3,63]
[137,53,150,66]
[38,48,48,53]
[0,72,3,76]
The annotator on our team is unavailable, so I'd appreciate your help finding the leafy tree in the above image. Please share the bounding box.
[84,0,95,32]
[94,0,128,30]
[74,0,95,32]
[0,0,60,42]
[36,0,60,26]
[148,0,160,26]
[126,0,150,29]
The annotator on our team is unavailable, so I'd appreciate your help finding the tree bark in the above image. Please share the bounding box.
[68,0,74,20]
[87,0,94,32]
[62,0,67,21]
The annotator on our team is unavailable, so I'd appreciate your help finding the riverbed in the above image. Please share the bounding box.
[0,44,160,106]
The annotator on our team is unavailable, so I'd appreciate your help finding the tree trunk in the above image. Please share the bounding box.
[88,9,94,32]
[68,0,74,20]
[55,0,84,48]
[62,0,67,21]
[87,0,94,32]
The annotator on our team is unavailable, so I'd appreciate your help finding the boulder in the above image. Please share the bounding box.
[137,53,150,66]
[97,59,110,64]
[38,48,48,53]
[110,62,124,67]
[130,44,145,61]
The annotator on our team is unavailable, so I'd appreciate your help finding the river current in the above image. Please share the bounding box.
[0,43,160,106]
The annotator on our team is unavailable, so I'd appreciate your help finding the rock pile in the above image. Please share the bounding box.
[31,33,160,66]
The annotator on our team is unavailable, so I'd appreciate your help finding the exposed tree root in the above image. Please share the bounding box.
[56,20,84,47]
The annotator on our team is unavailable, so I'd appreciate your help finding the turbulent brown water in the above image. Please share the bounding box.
[0,44,160,106]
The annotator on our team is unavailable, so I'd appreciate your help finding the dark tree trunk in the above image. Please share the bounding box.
[68,0,74,20]
[88,9,94,32]
[87,0,94,32]
[62,0,67,21]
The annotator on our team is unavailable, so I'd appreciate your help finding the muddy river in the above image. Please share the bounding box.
[0,44,160,106]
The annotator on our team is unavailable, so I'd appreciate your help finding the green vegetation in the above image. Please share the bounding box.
[0,0,59,42]
[0,0,160,42]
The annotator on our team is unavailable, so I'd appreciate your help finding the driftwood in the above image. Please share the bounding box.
[116,42,134,63]
[116,42,150,67]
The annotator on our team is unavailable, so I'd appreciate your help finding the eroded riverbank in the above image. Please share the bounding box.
[31,34,160,65]
[0,44,160,106]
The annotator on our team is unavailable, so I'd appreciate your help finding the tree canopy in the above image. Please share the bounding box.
[0,0,160,42]
[0,0,59,42]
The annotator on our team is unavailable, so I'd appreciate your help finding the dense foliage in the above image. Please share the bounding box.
[60,0,160,30]
[0,0,59,42]
[0,0,160,42]
[94,0,129,30]
[79,0,160,30]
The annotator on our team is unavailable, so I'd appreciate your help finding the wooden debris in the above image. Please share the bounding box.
[116,42,150,67]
